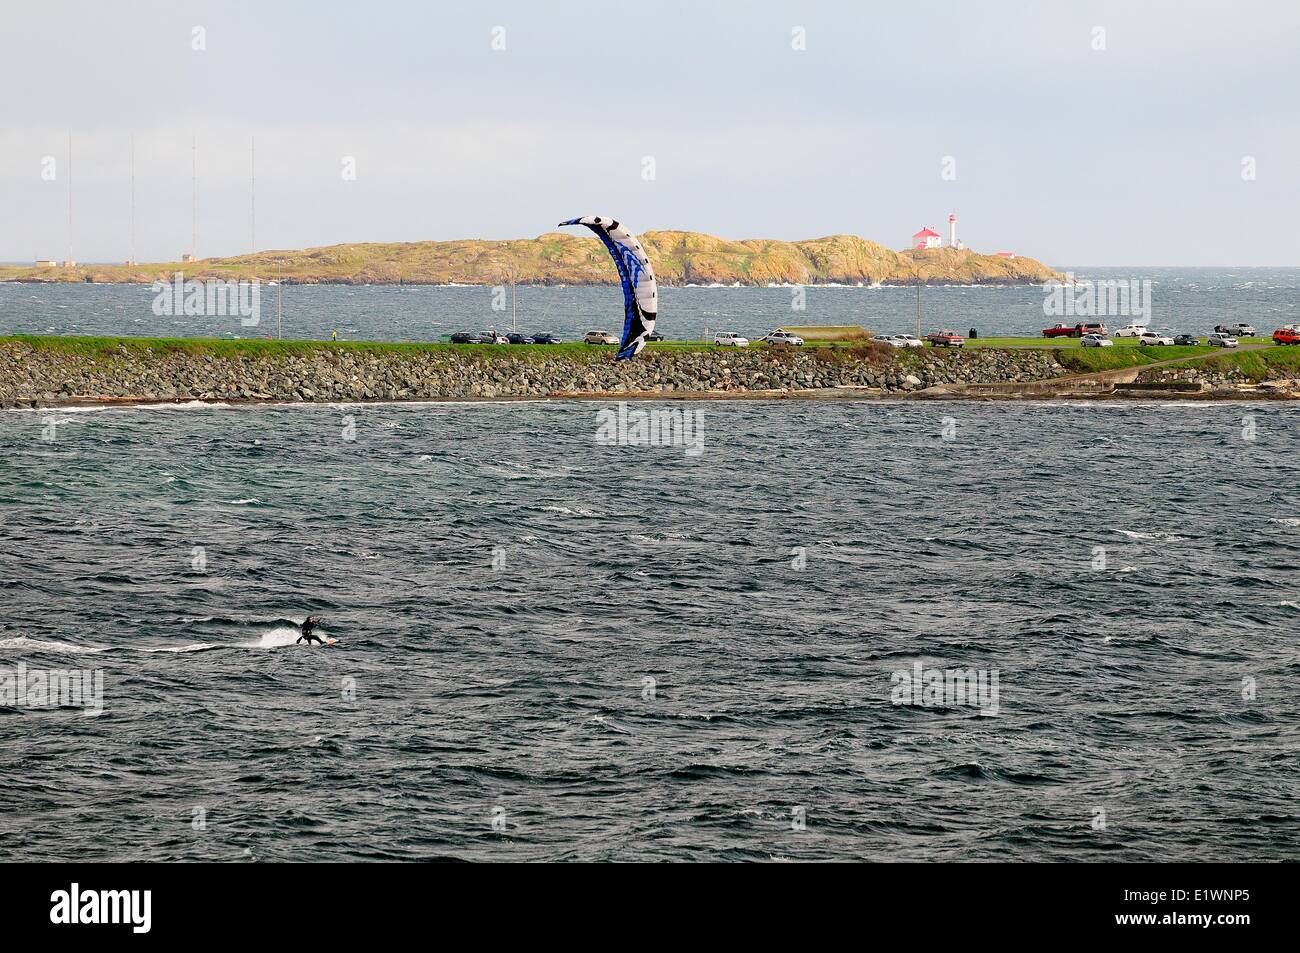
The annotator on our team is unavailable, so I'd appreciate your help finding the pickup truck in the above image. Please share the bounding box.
[1041,322,1107,338]
[1215,323,1256,337]
[926,329,965,348]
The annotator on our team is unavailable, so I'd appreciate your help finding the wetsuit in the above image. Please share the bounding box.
[297,617,325,645]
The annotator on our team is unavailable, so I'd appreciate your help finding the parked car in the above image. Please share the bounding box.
[1114,324,1148,338]
[1139,332,1174,346]
[1215,323,1256,337]
[926,329,965,348]
[530,332,562,344]
[713,332,749,347]
[505,332,532,344]
[1080,333,1113,347]
[450,330,506,344]
[1273,326,1300,345]
[584,329,619,345]
[1207,332,1239,348]
[761,329,804,346]
[1042,322,1107,338]
[1172,333,1200,346]
[882,334,924,348]
[646,331,665,342]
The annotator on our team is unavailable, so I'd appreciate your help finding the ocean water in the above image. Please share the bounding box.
[2,399,1298,861]
[2,267,1297,343]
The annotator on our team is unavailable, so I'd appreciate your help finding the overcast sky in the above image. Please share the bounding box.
[2,0,1297,266]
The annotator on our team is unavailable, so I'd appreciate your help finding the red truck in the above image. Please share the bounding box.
[926,329,965,348]
[1041,322,1107,338]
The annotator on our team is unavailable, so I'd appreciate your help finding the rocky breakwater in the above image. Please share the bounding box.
[0,339,1071,408]
[1135,362,1300,397]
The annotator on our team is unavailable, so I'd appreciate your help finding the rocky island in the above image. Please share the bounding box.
[1,231,1061,287]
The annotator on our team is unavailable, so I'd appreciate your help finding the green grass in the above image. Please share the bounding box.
[968,335,1199,350]
[0,334,720,362]
[1053,344,1212,372]
[1165,345,1300,382]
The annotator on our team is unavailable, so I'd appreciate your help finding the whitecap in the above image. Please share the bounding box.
[0,636,107,654]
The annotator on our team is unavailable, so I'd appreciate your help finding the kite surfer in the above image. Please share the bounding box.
[297,616,326,646]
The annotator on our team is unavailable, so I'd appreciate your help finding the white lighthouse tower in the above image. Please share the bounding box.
[948,212,957,249]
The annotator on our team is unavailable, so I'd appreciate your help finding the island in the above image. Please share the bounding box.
[0,231,1062,287]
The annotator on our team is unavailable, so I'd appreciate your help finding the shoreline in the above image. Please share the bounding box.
[0,230,1063,287]
[11,384,1299,412]
[5,335,1298,409]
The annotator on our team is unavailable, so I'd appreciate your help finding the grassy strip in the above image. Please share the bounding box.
[1052,344,1212,373]
[1163,345,1300,382]
[0,334,719,362]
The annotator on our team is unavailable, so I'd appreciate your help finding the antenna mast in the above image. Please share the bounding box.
[191,136,197,259]
[129,135,136,265]
[66,132,73,265]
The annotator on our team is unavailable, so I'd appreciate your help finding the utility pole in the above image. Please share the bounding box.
[191,136,197,259]
[129,134,136,265]
[66,132,73,265]
[250,137,256,253]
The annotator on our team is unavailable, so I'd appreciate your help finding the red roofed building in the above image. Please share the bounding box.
[994,251,1015,259]
[911,226,942,249]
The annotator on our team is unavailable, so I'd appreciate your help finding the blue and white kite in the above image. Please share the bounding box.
[559,216,658,359]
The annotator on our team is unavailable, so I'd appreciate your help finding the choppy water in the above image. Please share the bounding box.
[2,267,1297,343]
[2,400,1299,861]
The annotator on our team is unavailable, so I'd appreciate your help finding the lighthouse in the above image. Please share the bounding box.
[948,212,957,248]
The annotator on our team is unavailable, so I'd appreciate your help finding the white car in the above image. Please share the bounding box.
[1139,332,1174,346]
[761,330,804,346]
[583,329,619,345]
[713,332,749,347]
[1114,324,1148,338]
[1080,333,1113,347]
[1207,332,1238,348]
[882,334,924,348]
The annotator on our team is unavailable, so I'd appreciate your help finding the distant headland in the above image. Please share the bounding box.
[0,231,1062,287]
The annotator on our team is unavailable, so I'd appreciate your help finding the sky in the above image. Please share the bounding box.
[1,0,1297,266]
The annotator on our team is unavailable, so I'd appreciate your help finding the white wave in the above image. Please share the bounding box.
[1116,530,1182,541]
[540,505,603,517]
[226,498,262,505]
[1270,518,1300,526]
[244,626,306,649]
[0,635,107,654]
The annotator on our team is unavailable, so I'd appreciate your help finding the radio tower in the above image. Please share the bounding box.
[65,133,74,267]
[191,136,197,260]
[128,135,136,266]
